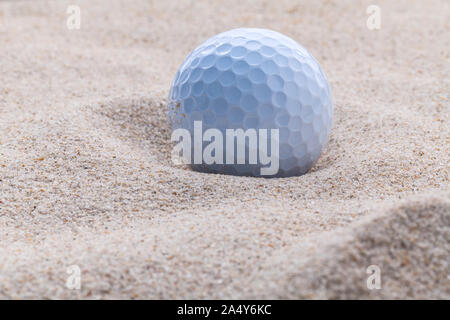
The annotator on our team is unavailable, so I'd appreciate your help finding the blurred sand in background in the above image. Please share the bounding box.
[0,0,448,299]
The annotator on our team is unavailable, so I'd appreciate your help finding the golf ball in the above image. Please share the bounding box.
[168,28,333,177]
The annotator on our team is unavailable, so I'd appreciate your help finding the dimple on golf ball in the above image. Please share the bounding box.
[168,28,333,177]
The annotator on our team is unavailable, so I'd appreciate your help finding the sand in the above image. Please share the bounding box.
[0,0,448,299]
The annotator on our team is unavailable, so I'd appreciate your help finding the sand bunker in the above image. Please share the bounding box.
[0,0,448,299]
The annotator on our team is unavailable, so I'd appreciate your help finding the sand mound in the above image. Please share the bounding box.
[241,192,450,299]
